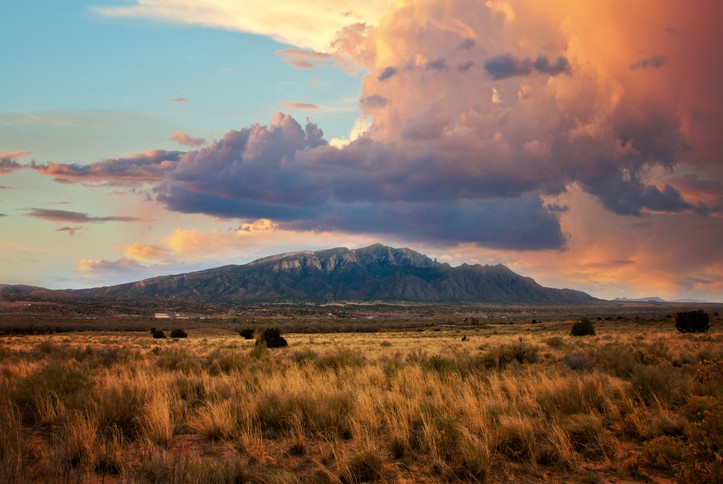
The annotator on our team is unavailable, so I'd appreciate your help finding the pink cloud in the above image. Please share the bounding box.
[27,208,143,224]
[31,150,182,185]
[277,101,319,112]
[57,226,84,236]
[171,130,206,147]
[0,150,28,174]
[276,48,333,69]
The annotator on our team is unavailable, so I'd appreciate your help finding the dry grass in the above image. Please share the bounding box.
[0,315,721,482]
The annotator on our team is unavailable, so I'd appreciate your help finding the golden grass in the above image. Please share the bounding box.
[0,317,721,482]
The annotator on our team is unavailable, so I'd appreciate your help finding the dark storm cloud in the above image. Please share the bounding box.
[31,106,709,251]
[151,113,567,249]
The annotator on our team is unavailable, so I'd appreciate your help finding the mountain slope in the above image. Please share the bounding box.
[3,244,596,305]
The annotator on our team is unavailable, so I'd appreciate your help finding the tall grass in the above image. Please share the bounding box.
[0,319,719,482]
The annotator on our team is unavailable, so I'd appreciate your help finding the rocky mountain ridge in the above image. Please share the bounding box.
[0,244,596,305]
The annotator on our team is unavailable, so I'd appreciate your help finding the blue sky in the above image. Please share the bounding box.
[1,0,359,164]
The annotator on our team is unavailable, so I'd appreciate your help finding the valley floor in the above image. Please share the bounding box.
[0,314,721,483]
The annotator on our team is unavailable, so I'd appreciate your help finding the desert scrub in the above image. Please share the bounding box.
[93,375,150,439]
[480,340,540,369]
[11,361,94,425]
[341,447,384,483]
[254,388,354,439]
[0,390,25,482]
[188,400,238,441]
[155,345,202,373]
[55,411,99,474]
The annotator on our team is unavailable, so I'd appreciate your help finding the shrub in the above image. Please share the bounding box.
[571,317,595,336]
[675,310,710,333]
[563,352,596,371]
[481,341,540,370]
[239,328,255,340]
[678,402,723,483]
[169,329,187,339]
[342,448,383,483]
[544,336,565,349]
[151,328,166,339]
[641,436,683,474]
[631,365,687,405]
[256,328,288,348]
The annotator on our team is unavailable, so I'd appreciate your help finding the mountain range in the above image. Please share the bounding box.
[1,244,596,305]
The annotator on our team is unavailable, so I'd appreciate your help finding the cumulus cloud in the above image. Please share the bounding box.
[57,0,720,257]
[171,131,205,147]
[32,150,182,185]
[27,208,143,224]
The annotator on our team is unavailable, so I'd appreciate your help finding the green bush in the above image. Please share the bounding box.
[256,328,287,348]
[169,329,187,339]
[571,317,596,336]
[151,328,166,339]
[675,310,710,333]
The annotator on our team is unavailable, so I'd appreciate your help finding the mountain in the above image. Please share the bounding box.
[2,244,596,305]
[612,297,667,303]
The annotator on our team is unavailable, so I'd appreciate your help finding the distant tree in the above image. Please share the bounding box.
[570,317,595,336]
[170,329,187,339]
[256,327,288,348]
[675,310,710,333]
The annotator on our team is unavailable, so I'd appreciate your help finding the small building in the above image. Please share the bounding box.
[154,312,171,319]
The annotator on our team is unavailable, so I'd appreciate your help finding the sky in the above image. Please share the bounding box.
[1,0,722,302]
